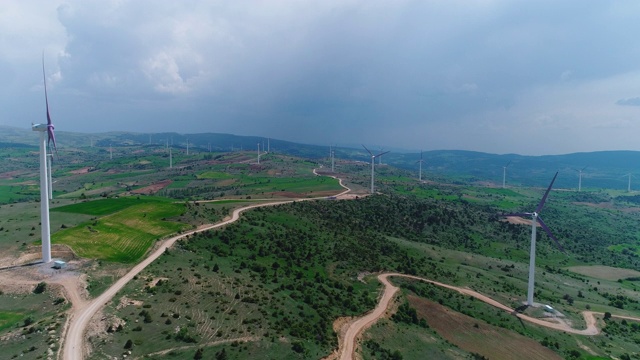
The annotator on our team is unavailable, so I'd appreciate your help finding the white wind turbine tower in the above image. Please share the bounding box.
[378,147,385,165]
[109,144,113,160]
[502,161,511,189]
[575,166,587,191]
[331,145,336,172]
[417,151,425,181]
[501,172,564,306]
[47,154,53,200]
[32,55,59,263]
[624,173,634,192]
[268,138,270,153]
[363,145,389,194]
[186,139,189,155]
[257,143,261,164]
[169,147,173,169]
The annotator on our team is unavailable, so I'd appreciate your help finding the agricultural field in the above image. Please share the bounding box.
[51,198,188,263]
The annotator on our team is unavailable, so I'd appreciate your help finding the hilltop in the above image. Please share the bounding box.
[2,125,639,190]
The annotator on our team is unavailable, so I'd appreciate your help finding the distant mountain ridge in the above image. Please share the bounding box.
[1,125,638,190]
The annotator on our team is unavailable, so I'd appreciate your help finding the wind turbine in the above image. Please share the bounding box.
[575,166,587,191]
[32,55,58,263]
[169,147,173,169]
[186,139,189,155]
[109,144,113,160]
[416,151,425,182]
[257,143,261,164]
[623,173,634,192]
[500,172,564,306]
[331,145,335,172]
[502,161,511,189]
[363,145,389,194]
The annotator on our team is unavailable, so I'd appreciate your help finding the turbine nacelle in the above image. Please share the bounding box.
[32,123,48,132]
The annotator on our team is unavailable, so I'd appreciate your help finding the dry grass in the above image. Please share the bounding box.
[408,295,562,360]
[566,265,640,281]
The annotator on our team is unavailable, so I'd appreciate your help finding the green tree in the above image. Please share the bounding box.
[33,282,47,294]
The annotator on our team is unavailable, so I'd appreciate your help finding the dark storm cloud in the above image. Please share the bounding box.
[3,1,640,155]
[616,97,640,107]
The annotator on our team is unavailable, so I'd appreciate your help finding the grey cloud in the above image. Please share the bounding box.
[616,97,640,107]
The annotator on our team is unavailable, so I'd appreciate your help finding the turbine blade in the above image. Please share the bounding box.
[362,144,373,156]
[505,160,511,168]
[42,55,52,126]
[43,54,58,158]
[537,216,565,253]
[582,165,588,171]
[375,150,390,157]
[536,172,558,213]
[421,150,423,160]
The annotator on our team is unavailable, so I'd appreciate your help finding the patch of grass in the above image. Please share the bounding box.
[0,311,24,332]
[52,201,188,263]
[52,196,172,216]
[567,265,640,281]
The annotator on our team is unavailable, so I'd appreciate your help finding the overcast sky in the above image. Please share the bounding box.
[2,1,640,155]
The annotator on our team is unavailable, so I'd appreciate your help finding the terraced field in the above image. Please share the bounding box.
[52,200,187,263]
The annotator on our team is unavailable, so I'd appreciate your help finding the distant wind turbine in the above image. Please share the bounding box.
[575,166,587,191]
[257,143,261,164]
[378,147,384,165]
[109,144,113,160]
[623,173,635,192]
[331,145,335,172]
[169,147,173,169]
[500,172,564,306]
[502,161,511,189]
[417,150,425,182]
[32,55,58,263]
[363,145,389,194]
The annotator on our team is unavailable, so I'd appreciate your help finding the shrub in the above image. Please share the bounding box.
[33,282,47,294]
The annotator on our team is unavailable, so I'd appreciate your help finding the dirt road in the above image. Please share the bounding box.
[336,273,640,359]
[63,170,351,360]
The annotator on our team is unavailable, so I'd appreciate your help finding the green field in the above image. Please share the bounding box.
[0,311,25,332]
[52,196,173,216]
[52,200,188,262]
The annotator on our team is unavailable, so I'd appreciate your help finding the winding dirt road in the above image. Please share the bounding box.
[62,170,352,360]
[336,273,640,359]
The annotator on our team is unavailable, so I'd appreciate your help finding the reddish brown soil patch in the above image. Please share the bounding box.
[503,216,538,226]
[70,167,92,174]
[215,179,236,186]
[0,170,23,179]
[572,202,613,209]
[131,180,172,195]
[408,295,561,360]
[268,191,303,198]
